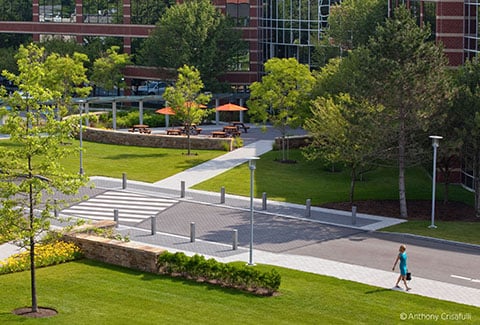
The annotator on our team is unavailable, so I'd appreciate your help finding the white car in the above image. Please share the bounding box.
[136,81,167,96]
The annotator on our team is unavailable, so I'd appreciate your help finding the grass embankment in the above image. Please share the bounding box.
[0,260,477,324]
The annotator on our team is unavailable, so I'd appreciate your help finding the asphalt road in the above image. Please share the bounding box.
[131,200,480,290]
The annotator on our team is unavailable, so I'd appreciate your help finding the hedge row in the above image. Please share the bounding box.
[157,251,281,296]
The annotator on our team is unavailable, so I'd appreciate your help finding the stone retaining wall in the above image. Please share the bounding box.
[83,127,233,151]
[274,135,312,149]
[63,223,165,274]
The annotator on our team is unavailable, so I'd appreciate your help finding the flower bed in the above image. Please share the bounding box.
[0,241,83,274]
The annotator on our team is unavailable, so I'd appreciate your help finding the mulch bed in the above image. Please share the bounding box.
[320,200,479,222]
[13,307,58,318]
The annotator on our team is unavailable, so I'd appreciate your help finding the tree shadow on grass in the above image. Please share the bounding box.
[104,153,169,159]
[364,288,394,294]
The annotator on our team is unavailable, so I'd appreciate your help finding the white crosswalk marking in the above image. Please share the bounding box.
[61,190,178,223]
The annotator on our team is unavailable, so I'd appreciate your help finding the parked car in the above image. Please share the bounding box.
[136,81,167,96]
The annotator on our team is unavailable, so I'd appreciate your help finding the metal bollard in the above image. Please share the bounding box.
[220,186,225,204]
[180,181,185,198]
[114,209,119,228]
[122,172,127,189]
[232,229,238,250]
[151,216,157,235]
[54,199,58,218]
[262,192,267,210]
[352,205,357,225]
[190,222,196,242]
[305,199,311,218]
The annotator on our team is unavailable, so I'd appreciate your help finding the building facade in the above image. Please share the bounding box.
[0,0,475,83]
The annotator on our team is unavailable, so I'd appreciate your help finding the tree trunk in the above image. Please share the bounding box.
[349,167,356,204]
[29,183,38,313]
[475,150,480,217]
[186,123,191,156]
[30,237,37,313]
[398,110,408,218]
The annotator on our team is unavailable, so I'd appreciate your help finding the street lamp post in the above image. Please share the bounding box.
[79,101,85,175]
[429,135,443,229]
[247,157,259,266]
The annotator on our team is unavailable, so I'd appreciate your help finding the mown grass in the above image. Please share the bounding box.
[0,260,477,324]
[381,221,480,245]
[193,149,474,206]
[0,139,224,183]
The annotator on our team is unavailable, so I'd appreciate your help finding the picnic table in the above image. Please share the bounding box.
[182,124,203,135]
[211,131,227,138]
[231,121,250,133]
[129,124,151,134]
[166,129,182,135]
[223,126,241,137]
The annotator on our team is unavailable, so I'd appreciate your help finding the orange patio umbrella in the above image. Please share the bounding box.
[155,107,176,115]
[215,103,248,111]
[156,102,207,115]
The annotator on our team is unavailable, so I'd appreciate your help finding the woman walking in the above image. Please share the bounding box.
[392,244,411,291]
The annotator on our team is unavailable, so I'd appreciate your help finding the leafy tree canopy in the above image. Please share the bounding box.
[138,0,246,91]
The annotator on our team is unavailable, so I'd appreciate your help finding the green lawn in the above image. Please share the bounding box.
[0,260,477,324]
[381,221,480,245]
[0,140,224,183]
[193,149,474,206]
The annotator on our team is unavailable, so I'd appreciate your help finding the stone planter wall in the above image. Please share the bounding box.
[274,135,312,149]
[83,127,233,151]
[63,227,165,274]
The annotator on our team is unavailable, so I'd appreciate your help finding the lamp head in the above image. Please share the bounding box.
[247,157,259,170]
[429,135,443,147]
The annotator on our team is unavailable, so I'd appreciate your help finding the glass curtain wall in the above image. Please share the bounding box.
[465,1,479,60]
[259,0,338,67]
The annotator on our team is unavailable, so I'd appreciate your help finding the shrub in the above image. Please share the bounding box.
[0,241,83,274]
[157,251,281,295]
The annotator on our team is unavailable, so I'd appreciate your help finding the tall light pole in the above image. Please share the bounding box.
[429,135,443,228]
[79,100,85,175]
[247,157,259,266]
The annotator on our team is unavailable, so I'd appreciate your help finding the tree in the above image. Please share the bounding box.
[451,58,480,217]
[0,43,90,314]
[162,65,211,156]
[0,0,32,47]
[312,7,452,217]
[91,45,131,95]
[364,7,453,218]
[247,58,315,162]
[139,0,246,91]
[313,0,386,66]
[327,0,386,50]
[304,93,386,203]
[44,51,91,116]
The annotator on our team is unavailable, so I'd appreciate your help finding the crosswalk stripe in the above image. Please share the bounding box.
[61,190,178,223]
